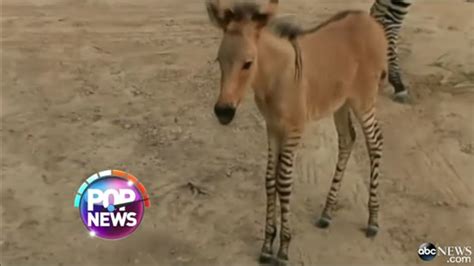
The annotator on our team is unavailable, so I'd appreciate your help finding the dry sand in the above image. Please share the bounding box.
[1,0,473,265]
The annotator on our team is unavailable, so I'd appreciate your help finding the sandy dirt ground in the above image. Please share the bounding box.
[1,0,473,265]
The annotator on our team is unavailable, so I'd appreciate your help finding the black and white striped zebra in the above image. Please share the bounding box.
[370,0,412,102]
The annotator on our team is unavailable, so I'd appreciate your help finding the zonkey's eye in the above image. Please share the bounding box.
[242,61,253,70]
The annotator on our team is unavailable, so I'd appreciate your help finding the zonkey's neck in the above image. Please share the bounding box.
[251,29,298,99]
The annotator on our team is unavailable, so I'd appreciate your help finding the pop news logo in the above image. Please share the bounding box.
[74,170,150,240]
[418,242,472,264]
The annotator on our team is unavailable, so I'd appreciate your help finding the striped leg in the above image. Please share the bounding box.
[259,130,280,263]
[275,131,302,265]
[385,22,408,101]
[317,104,356,228]
[370,0,412,102]
[358,108,383,237]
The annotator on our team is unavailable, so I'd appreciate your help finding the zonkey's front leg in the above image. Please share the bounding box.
[275,130,302,265]
[259,129,280,263]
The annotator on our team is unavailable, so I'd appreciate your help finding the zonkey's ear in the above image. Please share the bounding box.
[265,0,279,17]
[206,0,231,29]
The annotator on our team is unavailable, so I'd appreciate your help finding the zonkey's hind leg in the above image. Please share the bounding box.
[317,104,356,229]
[275,129,302,266]
[259,128,280,264]
[354,106,383,237]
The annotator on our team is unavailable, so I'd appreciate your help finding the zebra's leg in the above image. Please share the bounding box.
[259,128,280,263]
[386,23,409,103]
[317,104,356,228]
[369,0,412,103]
[356,107,383,237]
[275,130,302,265]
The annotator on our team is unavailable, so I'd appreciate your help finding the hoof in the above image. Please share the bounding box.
[258,252,273,264]
[275,257,289,266]
[366,224,379,238]
[392,91,409,104]
[316,216,331,229]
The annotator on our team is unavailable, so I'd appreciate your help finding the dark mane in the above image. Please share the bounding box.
[269,10,365,81]
[223,4,365,81]
[225,2,364,39]
[269,18,304,40]
[228,2,261,21]
[223,2,270,24]
[271,10,365,40]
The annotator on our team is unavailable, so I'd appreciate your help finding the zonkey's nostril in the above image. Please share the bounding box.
[214,104,236,125]
[214,104,235,117]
